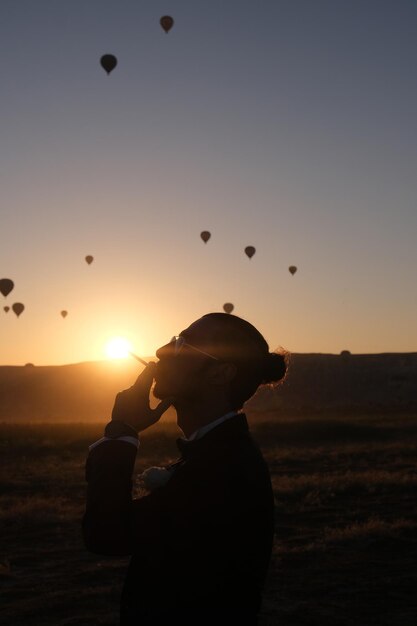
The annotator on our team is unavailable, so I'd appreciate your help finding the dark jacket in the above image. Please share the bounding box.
[83,414,274,625]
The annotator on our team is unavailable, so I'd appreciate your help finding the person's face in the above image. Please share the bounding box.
[153,318,221,401]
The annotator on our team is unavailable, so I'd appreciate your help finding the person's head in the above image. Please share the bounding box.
[154,313,287,411]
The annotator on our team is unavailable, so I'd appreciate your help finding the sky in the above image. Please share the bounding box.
[1,0,417,365]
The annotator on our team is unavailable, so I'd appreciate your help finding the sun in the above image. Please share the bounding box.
[105,337,133,359]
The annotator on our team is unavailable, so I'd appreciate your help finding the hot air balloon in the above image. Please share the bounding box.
[244,246,256,259]
[160,15,174,33]
[223,303,234,314]
[61,310,68,319]
[200,231,211,244]
[85,255,94,265]
[3,306,10,313]
[100,54,117,75]
[288,266,297,275]
[0,278,14,297]
[12,303,24,317]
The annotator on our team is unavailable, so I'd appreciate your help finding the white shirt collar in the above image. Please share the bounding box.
[185,411,238,442]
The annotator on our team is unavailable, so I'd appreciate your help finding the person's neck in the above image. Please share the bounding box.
[175,397,235,439]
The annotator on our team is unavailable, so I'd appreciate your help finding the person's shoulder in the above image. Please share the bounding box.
[212,425,269,477]
[187,413,269,477]
[233,429,269,470]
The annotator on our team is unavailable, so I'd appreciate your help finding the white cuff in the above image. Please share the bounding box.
[89,436,140,452]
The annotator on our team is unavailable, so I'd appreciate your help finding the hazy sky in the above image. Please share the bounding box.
[1,1,416,365]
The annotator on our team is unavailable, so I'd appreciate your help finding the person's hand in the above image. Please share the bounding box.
[111,362,173,433]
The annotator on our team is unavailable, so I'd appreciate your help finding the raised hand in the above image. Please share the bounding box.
[111,363,173,433]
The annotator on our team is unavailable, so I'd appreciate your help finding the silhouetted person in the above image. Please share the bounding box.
[83,313,287,625]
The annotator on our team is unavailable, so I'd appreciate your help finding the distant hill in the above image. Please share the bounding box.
[0,353,416,422]
[247,352,417,414]
[0,360,154,422]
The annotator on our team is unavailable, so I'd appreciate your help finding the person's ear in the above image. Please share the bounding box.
[207,362,237,385]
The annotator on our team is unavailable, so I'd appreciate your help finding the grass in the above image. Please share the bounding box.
[1,412,417,625]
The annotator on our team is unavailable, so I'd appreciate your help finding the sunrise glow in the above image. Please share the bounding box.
[1,3,417,366]
[105,337,133,360]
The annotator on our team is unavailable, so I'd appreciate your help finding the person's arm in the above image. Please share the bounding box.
[82,364,172,556]
[83,435,138,555]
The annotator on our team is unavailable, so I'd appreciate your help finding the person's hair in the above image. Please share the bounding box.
[202,313,288,410]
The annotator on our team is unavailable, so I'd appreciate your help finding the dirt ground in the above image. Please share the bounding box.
[1,412,417,625]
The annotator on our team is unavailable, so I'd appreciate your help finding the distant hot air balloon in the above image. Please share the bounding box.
[200,231,211,244]
[3,306,10,313]
[0,278,14,297]
[61,310,68,319]
[244,246,256,259]
[160,15,174,33]
[288,266,297,275]
[223,303,234,314]
[85,255,94,265]
[100,54,117,75]
[12,302,24,317]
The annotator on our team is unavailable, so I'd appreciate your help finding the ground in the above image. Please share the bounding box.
[1,412,417,625]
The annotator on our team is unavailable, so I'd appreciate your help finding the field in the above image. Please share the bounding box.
[1,412,417,626]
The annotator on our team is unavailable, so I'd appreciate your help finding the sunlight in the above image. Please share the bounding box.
[105,337,133,359]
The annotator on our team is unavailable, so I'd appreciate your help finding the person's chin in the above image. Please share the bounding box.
[153,381,171,399]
